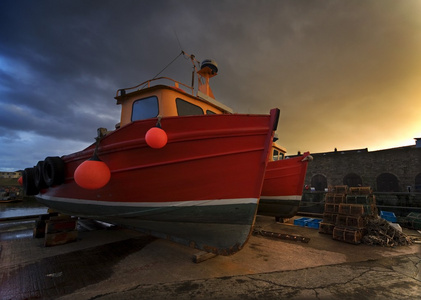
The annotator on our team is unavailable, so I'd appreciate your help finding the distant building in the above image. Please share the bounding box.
[303,138,421,192]
[0,171,22,179]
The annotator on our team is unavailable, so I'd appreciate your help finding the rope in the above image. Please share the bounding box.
[152,51,184,80]
[139,51,184,90]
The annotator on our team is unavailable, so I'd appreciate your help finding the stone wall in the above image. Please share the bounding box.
[304,146,421,192]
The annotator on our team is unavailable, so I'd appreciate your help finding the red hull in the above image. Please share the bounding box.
[35,110,279,254]
[43,114,275,203]
[259,152,311,218]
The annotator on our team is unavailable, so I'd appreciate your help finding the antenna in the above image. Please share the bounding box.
[173,31,198,88]
[181,51,201,89]
[174,30,183,52]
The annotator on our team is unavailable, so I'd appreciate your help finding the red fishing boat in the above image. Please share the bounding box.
[22,53,279,255]
[259,147,312,221]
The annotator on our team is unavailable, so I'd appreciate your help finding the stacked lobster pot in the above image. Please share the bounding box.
[319,185,377,244]
[319,185,348,235]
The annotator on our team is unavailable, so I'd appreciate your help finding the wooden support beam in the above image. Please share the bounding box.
[192,251,217,263]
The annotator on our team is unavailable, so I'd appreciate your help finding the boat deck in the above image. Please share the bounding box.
[1,215,420,299]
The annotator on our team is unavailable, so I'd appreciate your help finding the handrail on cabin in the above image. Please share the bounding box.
[116,77,194,97]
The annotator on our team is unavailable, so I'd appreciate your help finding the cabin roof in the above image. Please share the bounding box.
[115,84,233,114]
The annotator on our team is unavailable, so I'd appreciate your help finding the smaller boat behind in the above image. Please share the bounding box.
[259,146,312,221]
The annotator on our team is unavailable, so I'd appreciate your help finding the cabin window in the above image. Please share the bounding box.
[273,149,280,161]
[272,148,285,161]
[131,96,159,121]
[206,110,216,115]
[176,98,204,116]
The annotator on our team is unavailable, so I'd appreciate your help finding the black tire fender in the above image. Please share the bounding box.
[23,167,40,196]
[34,160,48,190]
[43,156,66,187]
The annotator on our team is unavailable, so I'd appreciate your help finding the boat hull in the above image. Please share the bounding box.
[36,110,279,255]
[259,152,311,219]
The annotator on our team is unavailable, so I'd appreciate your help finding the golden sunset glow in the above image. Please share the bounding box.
[1,1,421,170]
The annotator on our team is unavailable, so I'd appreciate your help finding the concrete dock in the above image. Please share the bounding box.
[1,215,420,299]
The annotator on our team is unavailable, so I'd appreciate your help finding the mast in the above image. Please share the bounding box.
[183,51,218,100]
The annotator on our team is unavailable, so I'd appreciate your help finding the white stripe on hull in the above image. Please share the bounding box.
[260,195,302,201]
[38,194,258,208]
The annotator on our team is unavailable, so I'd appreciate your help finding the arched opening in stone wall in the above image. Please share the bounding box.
[343,173,363,187]
[415,173,421,192]
[311,174,327,191]
[376,173,400,192]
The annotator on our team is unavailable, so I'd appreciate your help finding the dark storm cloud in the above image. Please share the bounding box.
[1,0,421,170]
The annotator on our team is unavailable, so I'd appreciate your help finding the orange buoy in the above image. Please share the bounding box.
[145,127,168,149]
[18,176,23,186]
[74,156,111,190]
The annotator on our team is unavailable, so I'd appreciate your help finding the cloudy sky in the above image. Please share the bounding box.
[1,0,421,171]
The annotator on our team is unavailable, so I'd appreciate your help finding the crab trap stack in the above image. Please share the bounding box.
[319,185,377,244]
